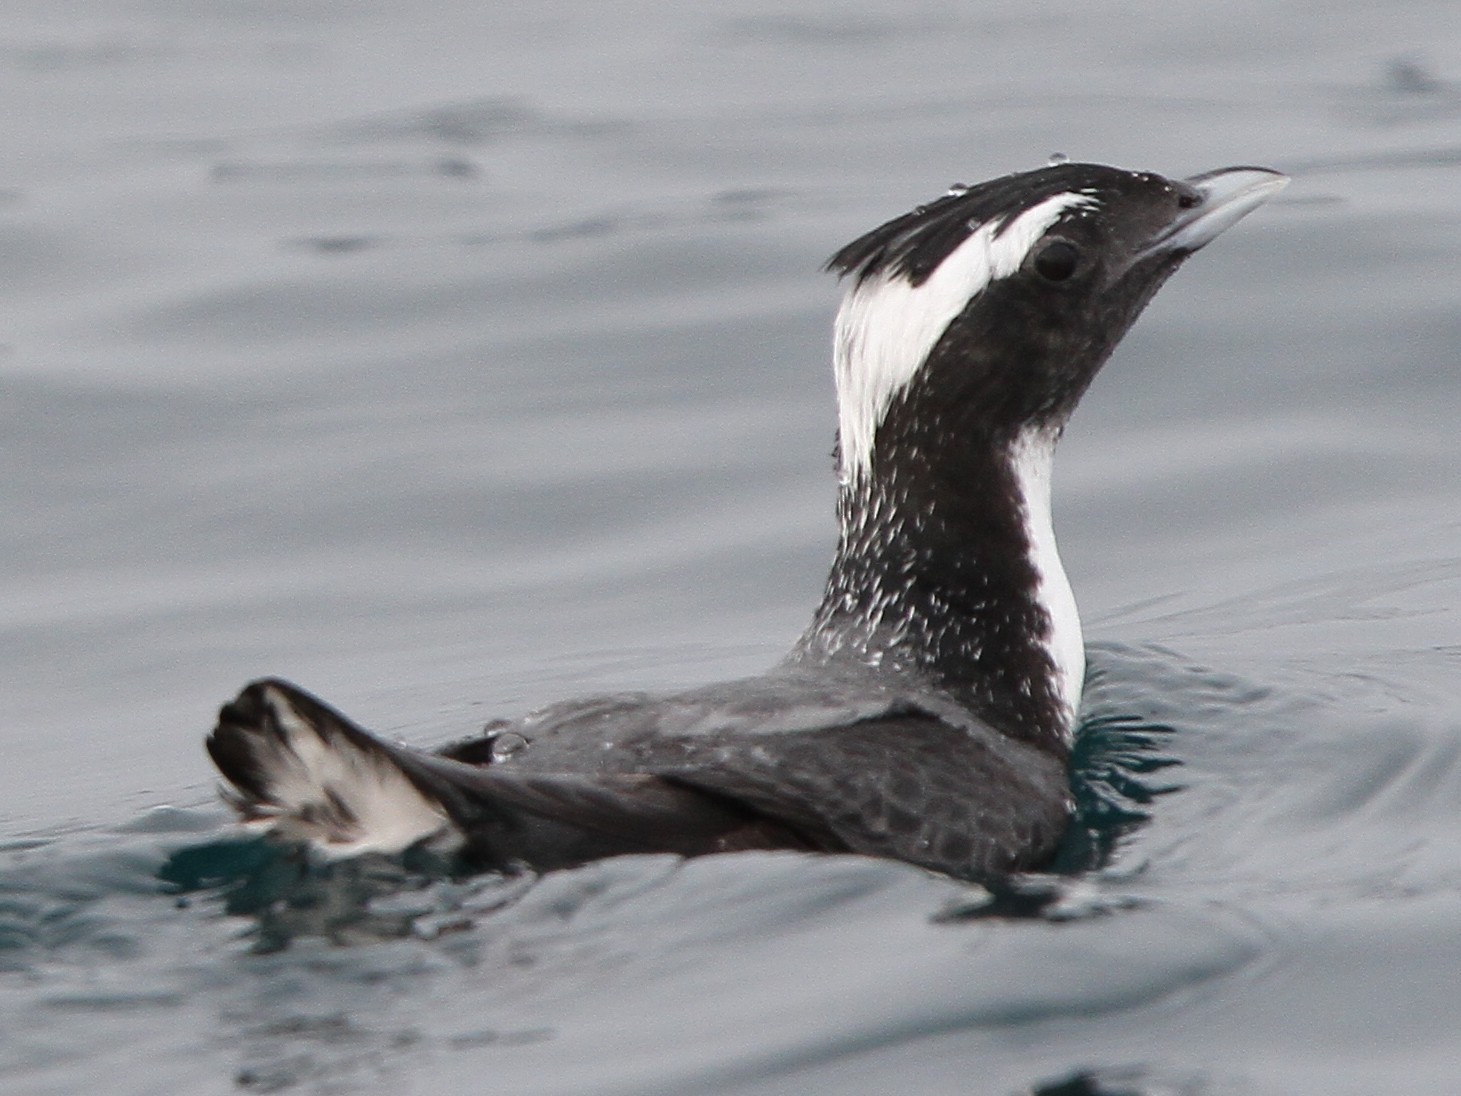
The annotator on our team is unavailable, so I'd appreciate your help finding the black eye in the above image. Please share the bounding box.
[1033,239,1079,282]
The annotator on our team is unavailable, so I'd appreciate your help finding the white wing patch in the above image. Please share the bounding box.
[833,191,1095,484]
[243,684,453,858]
[1009,428,1084,729]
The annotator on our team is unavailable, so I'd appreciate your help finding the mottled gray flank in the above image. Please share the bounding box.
[216,668,1068,877]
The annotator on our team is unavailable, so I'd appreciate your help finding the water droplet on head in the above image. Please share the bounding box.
[945,182,970,197]
[1048,151,1069,166]
[488,731,529,762]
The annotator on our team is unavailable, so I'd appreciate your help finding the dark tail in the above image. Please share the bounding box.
[207,679,466,857]
[207,679,798,869]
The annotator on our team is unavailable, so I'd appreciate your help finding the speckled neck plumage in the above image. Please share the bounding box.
[792,420,1076,755]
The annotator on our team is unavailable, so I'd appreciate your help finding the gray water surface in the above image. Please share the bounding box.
[3,2,1461,1093]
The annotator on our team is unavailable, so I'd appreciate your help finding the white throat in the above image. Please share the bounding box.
[1009,428,1084,729]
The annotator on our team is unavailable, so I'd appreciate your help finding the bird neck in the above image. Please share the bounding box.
[792,426,1082,753]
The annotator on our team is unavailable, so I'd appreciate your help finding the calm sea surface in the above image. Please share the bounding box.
[3,2,1461,1093]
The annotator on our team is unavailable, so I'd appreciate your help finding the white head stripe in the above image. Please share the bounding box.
[833,191,1095,483]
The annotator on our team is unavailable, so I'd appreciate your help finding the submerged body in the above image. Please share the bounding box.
[209,162,1287,880]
